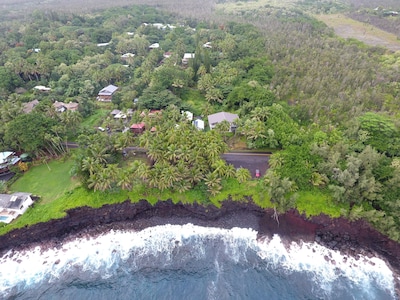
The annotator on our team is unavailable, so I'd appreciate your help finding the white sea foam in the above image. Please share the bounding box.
[0,224,396,299]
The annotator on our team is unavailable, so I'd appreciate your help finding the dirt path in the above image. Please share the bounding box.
[316,14,400,52]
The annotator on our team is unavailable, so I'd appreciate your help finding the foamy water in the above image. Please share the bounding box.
[0,224,396,299]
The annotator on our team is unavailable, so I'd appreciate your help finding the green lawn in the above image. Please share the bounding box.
[80,109,109,129]
[10,157,80,204]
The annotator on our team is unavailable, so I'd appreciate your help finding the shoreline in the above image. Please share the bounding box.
[1,199,400,295]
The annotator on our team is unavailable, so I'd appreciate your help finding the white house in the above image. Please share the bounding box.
[182,53,195,65]
[181,111,193,121]
[0,193,34,224]
[0,152,20,174]
[97,42,111,47]
[149,43,160,49]
[193,119,205,130]
[33,85,51,92]
[121,53,135,58]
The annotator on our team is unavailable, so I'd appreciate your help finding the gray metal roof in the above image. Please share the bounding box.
[0,192,31,210]
[208,112,238,128]
[98,85,118,96]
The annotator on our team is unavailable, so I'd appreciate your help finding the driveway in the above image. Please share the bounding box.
[222,152,270,178]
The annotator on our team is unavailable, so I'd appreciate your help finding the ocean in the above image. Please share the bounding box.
[0,224,396,299]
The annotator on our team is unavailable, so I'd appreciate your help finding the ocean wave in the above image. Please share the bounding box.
[0,224,396,299]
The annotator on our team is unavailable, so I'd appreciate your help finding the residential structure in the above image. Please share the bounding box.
[97,85,118,102]
[130,122,146,134]
[182,53,195,65]
[121,53,135,59]
[0,193,34,224]
[193,118,205,130]
[0,152,20,174]
[208,112,239,131]
[33,85,51,92]
[181,111,193,121]
[149,43,160,49]
[22,99,39,113]
[53,101,79,113]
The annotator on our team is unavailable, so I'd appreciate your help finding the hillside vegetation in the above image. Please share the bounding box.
[0,1,399,243]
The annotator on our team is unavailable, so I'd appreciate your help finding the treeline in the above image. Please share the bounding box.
[0,3,399,242]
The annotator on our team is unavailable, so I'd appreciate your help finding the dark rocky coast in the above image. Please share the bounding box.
[0,199,400,294]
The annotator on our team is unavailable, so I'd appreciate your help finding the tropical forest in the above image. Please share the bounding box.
[0,0,399,245]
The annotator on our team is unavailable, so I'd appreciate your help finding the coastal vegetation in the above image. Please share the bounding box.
[0,1,399,243]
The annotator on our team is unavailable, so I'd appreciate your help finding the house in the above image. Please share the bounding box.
[53,101,79,113]
[97,42,111,47]
[121,53,135,59]
[114,112,127,119]
[0,152,20,174]
[0,193,34,224]
[163,52,172,58]
[110,109,121,116]
[33,85,51,92]
[97,85,118,102]
[181,111,193,121]
[182,53,195,65]
[149,43,160,49]
[208,112,239,131]
[130,122,146,134]
[163,24,176,30]
[152,23,164,29]
[203,42,212,48]
[22,99,39,114]
[193,118,205,130]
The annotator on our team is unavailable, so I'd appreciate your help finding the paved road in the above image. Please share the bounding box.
[222,152,270,178]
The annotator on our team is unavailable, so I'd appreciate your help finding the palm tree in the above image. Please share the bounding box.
[88,144,111,166]
[117,169,133,190]
[212,159,227,177]
[236,167,251,183]
[224,164,236,179]
[160,164,178,189]
[81,157,100,176]
[204,172,222,196]
[135,160,150,181]
[174,179,191,193]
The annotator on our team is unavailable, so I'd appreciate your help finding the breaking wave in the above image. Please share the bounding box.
[0,224,396,299]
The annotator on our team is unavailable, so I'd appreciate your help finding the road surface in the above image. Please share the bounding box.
[222,152,270,178]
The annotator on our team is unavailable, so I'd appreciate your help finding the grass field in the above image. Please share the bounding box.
[80,109,110,129]
[316,14,400,52]
[10,157,80,204]
[295,188,346,218]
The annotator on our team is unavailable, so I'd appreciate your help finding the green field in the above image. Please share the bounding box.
[10,157,80,204]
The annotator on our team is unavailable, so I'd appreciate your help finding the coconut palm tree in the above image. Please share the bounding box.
[236,167,251,183]
[204,172,222,196]
[117,169,133,190]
